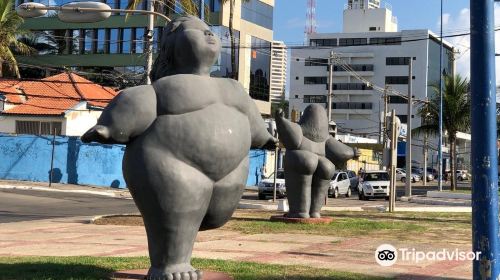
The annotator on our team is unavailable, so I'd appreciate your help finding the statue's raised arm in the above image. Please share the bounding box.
[325,136,360,170]
[81,85,156,144]
[274,108,302,150]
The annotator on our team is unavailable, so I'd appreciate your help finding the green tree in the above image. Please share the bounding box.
[0,0,34,78]
[414,74,470,191]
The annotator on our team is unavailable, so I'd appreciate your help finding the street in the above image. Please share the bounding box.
[0,189,138,223]
[0,181,472,223]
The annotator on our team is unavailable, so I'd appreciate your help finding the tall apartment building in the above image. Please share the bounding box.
[290,0,467,169]
[270,41,287,104]
[15,0,274,115]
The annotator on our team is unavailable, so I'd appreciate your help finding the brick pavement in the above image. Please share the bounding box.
[0,216,471,279]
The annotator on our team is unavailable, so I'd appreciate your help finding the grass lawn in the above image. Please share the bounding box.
[0,256,390,280]
[95,210,472,245]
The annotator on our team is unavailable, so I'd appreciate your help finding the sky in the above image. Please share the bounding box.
[272,0,498,87]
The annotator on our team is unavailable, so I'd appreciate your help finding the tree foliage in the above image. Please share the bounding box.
[414,74,470,191]
[0,0,34,78]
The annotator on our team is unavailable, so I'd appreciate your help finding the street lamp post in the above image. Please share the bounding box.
[438,0,444,192]
[16,2,171,85]
[470,0,500,279]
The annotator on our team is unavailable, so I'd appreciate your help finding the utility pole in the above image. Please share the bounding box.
[144,0,154,85]
[423,133,428,186]
[405,58,412,197]
[470,0,499,278]
[388,110,397,213]
[199,0,205,21]
[327,51,334,122]
[382,86,389,149]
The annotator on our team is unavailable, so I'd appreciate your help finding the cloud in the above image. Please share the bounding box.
[441,6,500,87]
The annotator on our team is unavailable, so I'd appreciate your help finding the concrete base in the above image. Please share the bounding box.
[112,269,233,280]
[270,214,333,224]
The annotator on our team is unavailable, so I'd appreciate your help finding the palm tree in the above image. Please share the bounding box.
[414,74,470,191]
[0,0,34,78]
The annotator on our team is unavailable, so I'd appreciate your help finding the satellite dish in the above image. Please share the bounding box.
[58,2,111,23]
[16,2,48,18]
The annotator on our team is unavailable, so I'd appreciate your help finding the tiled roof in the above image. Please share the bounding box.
[0,72,118,116]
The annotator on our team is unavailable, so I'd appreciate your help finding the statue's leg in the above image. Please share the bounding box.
[284,150,318,219]
[200,157,249,230]
[310,156,336,218]
[124,149,212,280]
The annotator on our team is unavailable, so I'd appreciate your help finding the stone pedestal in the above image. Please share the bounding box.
[270,215,333,224]
[112,269,233,280]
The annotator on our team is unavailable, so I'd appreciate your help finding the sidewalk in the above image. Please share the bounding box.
[0,216,471,279]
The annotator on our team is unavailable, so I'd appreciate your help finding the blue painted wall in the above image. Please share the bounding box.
[0,134,266,188]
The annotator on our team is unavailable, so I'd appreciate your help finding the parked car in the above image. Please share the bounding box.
[329,171,352,198]
[395,168,421,183]
[258,170,286,200]
[346,170,359,192]
[358,170,390,200]
[413,168,434,182]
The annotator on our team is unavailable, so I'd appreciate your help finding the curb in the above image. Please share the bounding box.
[90,213,141,223]
[0,185,132,199]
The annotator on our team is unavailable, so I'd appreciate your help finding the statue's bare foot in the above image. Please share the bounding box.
[286,212,310,219]
[147,264,203,280]
[310,212,321,218]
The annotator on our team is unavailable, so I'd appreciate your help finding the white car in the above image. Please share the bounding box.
[328,171,351,198]
[395,168,421,183]
[358,171,390,200]
[258,170,286,200]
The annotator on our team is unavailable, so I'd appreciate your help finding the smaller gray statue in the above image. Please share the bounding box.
[275,104,359,219]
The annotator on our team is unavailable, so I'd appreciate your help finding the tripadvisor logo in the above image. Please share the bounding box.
[375,244,397,267]
[375,244,482,267]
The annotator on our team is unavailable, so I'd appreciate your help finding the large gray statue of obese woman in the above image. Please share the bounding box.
[275,104,359,219]
[81,16,276,280]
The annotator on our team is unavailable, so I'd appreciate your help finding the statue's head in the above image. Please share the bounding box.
[150,16,221,81]
[299,104,330,142]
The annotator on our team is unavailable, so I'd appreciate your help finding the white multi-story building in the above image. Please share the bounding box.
[290,0,464,169]
[270,41,287,104]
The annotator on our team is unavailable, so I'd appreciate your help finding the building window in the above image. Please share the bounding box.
[210,26,239,79]
[388,95,407,104]
[15,121,62,135]
[110,28,119,54]
[385,76,415,84]
[304,95,326,103]
[332,102,373,110]
[241,0,273,29]
[97,29,106,54]
[310,39,337,47]
[330,83,373,90]
[339,38,367,46]
[397,115,408,123]
[304,76,327,84]
[370,37,402,45]
[248,36,271,101]
[386,57,414,65]
[304,57,328,66]
[369,27,377,31]
[135,27,145,54]
[333,64,373,71]
[122,28,132,54]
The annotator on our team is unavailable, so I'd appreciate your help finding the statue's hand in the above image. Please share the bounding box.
[81,125,110,143]
[353,147,361,159]
[261,135,279,150]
